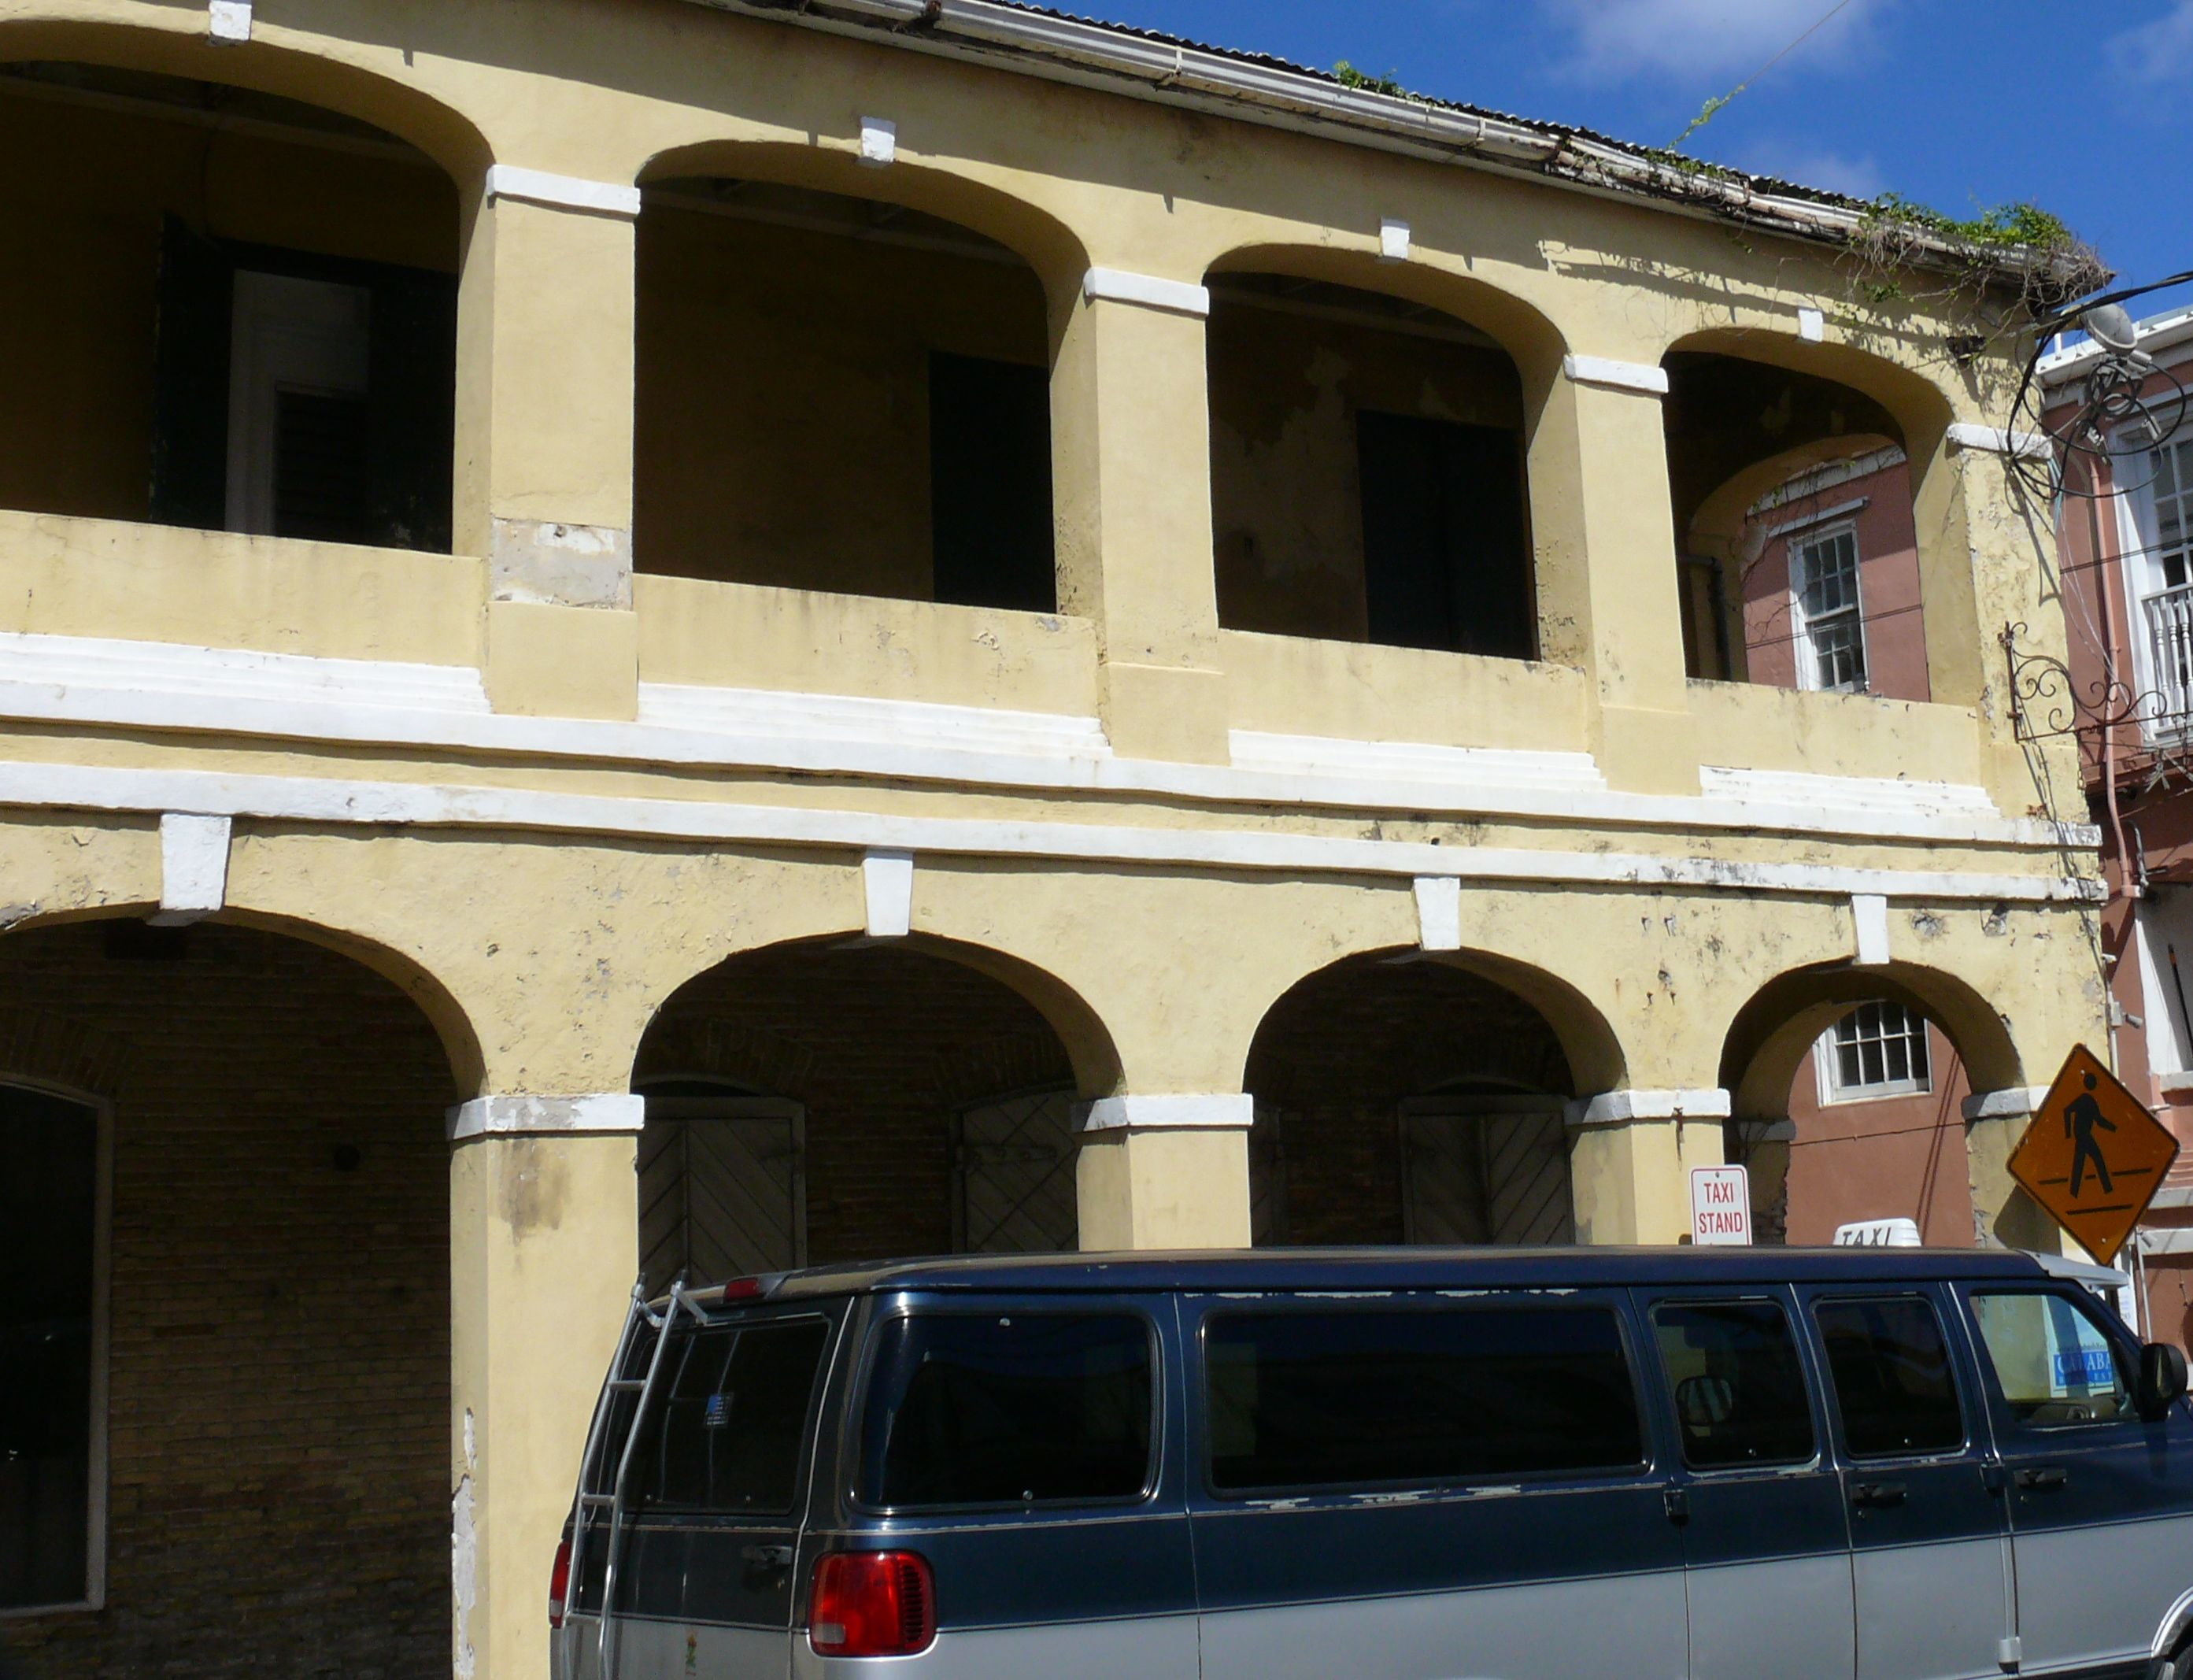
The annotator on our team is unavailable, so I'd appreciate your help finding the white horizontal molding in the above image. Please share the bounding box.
[0,758,2105,906]
[0,633,2101,855]
[1562,354,1670,397]
[1764,497,1868,541]
[484,165,642,219]
[1960,1086,2052,1123]
[1083,267,1211,317]
[1566,1089,1732,1130]
[1946,422,2052,463]
[447,1093,646,1142]
[1078,1094,1254,1132]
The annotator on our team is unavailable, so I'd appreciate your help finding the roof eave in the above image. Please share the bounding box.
[676,0,2085,301]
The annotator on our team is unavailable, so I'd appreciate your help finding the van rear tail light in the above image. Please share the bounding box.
[548,1538,571,1630]
[809,1550,936,1657]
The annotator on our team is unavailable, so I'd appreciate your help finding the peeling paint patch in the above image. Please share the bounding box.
[453,1408,479,1680]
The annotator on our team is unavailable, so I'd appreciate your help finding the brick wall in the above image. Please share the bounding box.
[1247,957,1573,1244]
[0,921,456,1680]
[634,942,1074,1264]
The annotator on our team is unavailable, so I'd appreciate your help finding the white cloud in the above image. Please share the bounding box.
[2106,0,2193,85]
[1544,0,1886,84]
[1740,143,1888,200]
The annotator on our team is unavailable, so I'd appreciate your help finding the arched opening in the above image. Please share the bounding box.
[1206,268,1536,658]
[0,61,461,549]
[1244,953,1611,1246]
[1664,344,1932,699]
[631,938,1110,1270]
[632,169,1060,610]
[0,917,460,1673]
[1719,964,2016,1246]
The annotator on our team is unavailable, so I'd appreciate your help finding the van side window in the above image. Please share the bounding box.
[1971,1290,2132,1427]
[1204,1304,1644,1495]
[1651,1301,1816,1470]
[1814,1296,1965,1457]
[860,1313,1154,1509]
[631,1319,830,1514]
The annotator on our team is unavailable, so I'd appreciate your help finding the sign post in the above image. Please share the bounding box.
[2006,1045,2182,1265]
[1690,1164,1752,1246]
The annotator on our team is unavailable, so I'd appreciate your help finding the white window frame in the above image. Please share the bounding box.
[2113,421,2193,737]
[1816,1003,1932,1105]
[224,270,372,538]
[1787,518,1869,694]
[0,1079,113,1619]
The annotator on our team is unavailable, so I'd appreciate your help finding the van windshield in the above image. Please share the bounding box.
[859,1312,1155,1509]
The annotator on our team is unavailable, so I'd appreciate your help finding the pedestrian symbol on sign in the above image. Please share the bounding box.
[2006,1045,2181,1265]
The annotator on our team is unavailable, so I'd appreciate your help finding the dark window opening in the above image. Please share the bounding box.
[1206,1304,1643,1493]
[1357,412,1534,657]
[929,353,1056,612]
[1,1084,99,1609]
[1653,1299,1816,1469]
[860,1312,1154,1509]
[627,1317,830,1515]
[150,220,456,552]
[1815,1296,1964,1458]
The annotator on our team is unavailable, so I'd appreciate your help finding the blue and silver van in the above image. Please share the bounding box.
[551,1248,2193,1680]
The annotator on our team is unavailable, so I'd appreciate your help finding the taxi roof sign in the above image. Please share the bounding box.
[2006,1045,2181,1266]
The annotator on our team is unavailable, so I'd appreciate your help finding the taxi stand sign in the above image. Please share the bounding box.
[1690,1164,1752,1246]
[2007,1044,2183,1267]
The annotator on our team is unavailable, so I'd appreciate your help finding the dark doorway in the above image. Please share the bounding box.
[1357,411,1533,656]
[929,351,1056,612]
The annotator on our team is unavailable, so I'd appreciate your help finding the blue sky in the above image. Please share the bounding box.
[1073,0,2193,321]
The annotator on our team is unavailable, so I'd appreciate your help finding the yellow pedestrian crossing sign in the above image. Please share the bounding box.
[2007,1045,2180,1266]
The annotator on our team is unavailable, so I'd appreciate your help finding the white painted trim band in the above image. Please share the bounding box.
[2148,1186,2193,1210]
[1765,498,1869,541]
[0,760,2105,904]
[1083,267,1211,317]
[447,1093,646,1141]
[1851,893,1890,967]
[1078,1094,1255,1132]
[1566,1089,1732,1129]
[1946,423,2052,463]
[483,165,642,219]
[1562,355,1670,397]
[1960,1086,2051,1122]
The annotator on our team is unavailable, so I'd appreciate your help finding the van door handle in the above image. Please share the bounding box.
[2014,1466,2069,1492]
[1662,1487,1689,1524]
[1850,1481,1906,1510]
[741,1544,794,1571]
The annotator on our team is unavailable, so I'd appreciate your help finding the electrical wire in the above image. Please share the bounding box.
[1668,0,1862,150]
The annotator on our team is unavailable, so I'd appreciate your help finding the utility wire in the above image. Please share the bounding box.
[1669,0,1862,150]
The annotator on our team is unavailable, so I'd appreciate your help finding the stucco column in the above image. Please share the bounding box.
[1529,359,1697,794]
[1962,1086,2069,1253]
[1051,273,1229,764]
[455,175,641,720]
[1566,1090,1729,1244]
[1075,1095,1252,1249]
[449,1096,642,1680]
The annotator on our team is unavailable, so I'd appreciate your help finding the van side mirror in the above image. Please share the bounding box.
[2136,1341,2189,1421]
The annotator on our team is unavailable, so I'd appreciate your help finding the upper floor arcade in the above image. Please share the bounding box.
[0,0,2087,830]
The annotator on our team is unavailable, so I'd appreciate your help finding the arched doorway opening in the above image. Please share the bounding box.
[0,61,461,548]
[632,172,1058,610]
[1244,953,1596,1245]
[1663,346,1929,700]
[1720,964,2017,1246]
[0,916,461,1675]
[1205,268,1536,658]
[631,938,1103,1271]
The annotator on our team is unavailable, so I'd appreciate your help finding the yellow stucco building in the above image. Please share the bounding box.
[0,2,2106,1676]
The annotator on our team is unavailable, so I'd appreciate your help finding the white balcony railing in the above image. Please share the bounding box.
[2144,584,2193,741]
